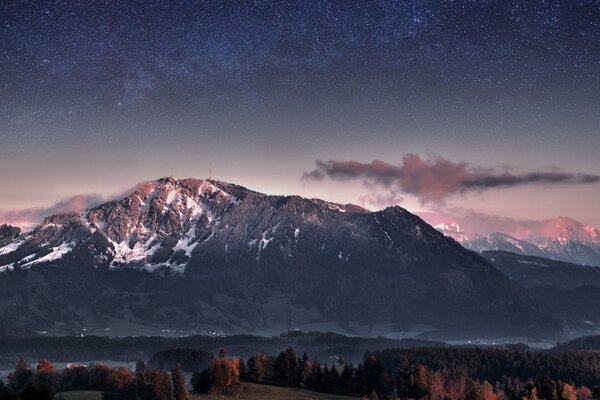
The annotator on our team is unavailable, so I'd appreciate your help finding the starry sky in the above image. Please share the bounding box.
[1,1,599,228]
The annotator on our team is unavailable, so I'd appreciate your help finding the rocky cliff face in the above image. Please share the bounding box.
[0,178,560,339]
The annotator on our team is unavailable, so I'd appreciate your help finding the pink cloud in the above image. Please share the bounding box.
[0,194,105,225]
[303,154,600,205]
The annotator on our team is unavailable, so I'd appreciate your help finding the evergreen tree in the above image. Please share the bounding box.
[298,352,312,389]
[7,356,33,392]
[326,365,341,394]
[133,370,149,400]
[238,358,248,382]
[18,383,38,400]
[191,370,210,394]
[0,382,12,400]
[135,360,146,375]
[307,360,324,392]
[34,383,54,400]
[171,364,189,400]
[273,347,298,388]
[339,364,353,396]
[363,355,390,397]
[396,355,411,399]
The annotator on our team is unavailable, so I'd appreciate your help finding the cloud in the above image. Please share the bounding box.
[303,154,600,204]
[0,194,105,225]
[417,207,542,237]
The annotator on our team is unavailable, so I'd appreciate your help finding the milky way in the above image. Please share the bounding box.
[1,1,599,224]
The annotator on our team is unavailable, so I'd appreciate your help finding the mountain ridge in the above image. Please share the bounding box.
[0,177,560,339]
[436,218,600,267]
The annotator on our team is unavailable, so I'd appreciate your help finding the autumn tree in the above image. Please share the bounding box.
[247,353,272,384]
[145,368,173,400]
[410,364,430,400]
[563,384,578,400]
[35,359,57,389]
[171,363,189,400]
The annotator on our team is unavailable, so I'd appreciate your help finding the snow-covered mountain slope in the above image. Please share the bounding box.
[0,177,559,338]
[436,217,600,267]
[0,177,370,272]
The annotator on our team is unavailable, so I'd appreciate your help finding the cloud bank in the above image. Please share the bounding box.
[303,154,600,204]
[0,194,105,225]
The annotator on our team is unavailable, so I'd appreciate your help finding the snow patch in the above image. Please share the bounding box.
[22,242,75,267]
[0,240,23,255]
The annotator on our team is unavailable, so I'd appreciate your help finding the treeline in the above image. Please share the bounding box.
[191,347,600,400]
[371,347,600,388]
[0,331,436,367]
[0,357,189,400]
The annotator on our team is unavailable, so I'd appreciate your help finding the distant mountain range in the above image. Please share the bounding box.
[435,218,600,267]
[0,177,559,340]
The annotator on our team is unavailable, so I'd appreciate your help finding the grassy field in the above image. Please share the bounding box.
[191,382,354,400]
[55,391,103,400]
[55,383,353,400]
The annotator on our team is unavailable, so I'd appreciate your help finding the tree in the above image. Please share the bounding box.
[34,384,54,400]
[535,376,558,400]
[136,360,146,374]
[562,384,577,400]
[363,355,390,397]
[35,359,57,389]
[410,364,430,400]
[247,353,272,384]
[396,355,411,399]
[577,386,593,400]
[428,369,446,400]
[238,358,248,382]
[89,363,113,391]
[273,347,299,388]
[145,368,173,400]
[59,365,90,392]
[307,360,324,392]
[171,364,189,400]
[339,364,353,395]
[0,382,14,400]
[191,370,210,393]
[18,384,38,400]
[133,370,149,400]
[465,378,482,400]
[325,365,341,394]
[7,356,33,392]
[208,357,240,394]
[298,353,312,389]
[110,367,134,393]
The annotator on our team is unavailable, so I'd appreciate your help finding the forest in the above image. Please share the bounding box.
[2,345,600,400]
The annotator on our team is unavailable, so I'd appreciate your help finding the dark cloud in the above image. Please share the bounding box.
[303,154,600,204]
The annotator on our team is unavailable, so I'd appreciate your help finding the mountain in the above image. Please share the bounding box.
[436,218,600,267]
[483,251,600,333]
[0,177,559,339]
[482,251,600,290]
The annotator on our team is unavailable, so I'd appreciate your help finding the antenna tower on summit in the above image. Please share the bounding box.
[209,165,212,180]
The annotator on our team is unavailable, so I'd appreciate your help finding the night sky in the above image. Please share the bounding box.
[1,1,599,228]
